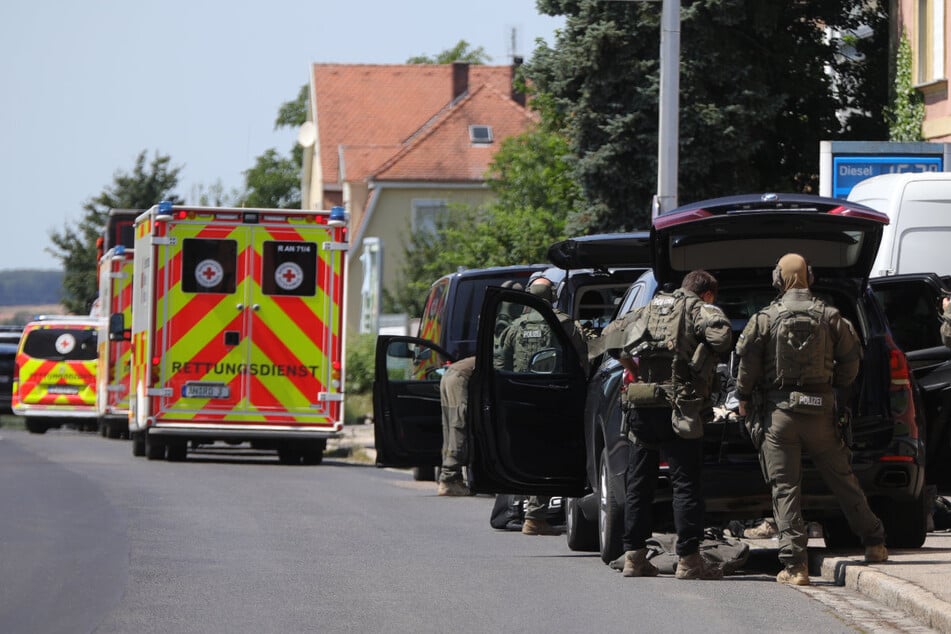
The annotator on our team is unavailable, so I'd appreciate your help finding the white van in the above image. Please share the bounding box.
[847,172,951,277]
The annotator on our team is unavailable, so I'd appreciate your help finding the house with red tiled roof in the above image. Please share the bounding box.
[896,0,950,142]
[300,61,538,335]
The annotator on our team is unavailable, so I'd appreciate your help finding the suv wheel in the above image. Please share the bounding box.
[565,496,599,552]
[598,448,624,564]
[877,494,928,549]
[25,419,48,434]
[822,516,862,549]
[413,466,437,481]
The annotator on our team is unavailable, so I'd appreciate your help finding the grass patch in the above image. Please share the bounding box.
[344,391,373,426]
[0,415,25,431]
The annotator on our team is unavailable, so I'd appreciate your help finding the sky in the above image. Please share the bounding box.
[0,1,564,273]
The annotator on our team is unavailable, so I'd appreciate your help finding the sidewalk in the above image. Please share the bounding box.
[326,423,377,464]
[809,531,951,632]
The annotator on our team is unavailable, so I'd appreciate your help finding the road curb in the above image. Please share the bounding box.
[815,554,951,632]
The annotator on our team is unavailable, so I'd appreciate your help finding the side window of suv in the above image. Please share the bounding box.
[874,282,943,351]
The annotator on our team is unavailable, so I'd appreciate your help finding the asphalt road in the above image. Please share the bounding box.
[0,425,911,634]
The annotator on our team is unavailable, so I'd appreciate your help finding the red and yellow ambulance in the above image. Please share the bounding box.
[121,202,347,463]
[95,245,135,439]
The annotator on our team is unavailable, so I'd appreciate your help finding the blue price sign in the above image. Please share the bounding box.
[833,155,943,198]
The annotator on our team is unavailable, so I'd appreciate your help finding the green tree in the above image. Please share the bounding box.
[47,151,182,313]
[407,40,491,64]
[529,0,890,233]
[240,149,302,209]
[887,31,925,141]
[239,85,308,208]
[385,127,579,317]
[189,179,241,206]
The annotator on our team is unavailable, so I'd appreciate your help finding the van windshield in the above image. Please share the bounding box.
[22,328,98,361]
[449,275,521,353]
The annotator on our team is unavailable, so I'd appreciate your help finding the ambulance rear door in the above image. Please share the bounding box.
[157,211,342,423]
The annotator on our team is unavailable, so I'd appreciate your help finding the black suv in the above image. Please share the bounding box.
[458,194,942,561]
[373,233,650,477]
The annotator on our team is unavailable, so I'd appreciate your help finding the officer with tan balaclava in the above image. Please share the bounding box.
[735,253,888,586]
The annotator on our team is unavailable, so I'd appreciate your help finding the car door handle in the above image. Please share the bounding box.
[509,379,570,390]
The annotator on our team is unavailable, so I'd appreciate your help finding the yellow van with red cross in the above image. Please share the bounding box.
[13,315,100,434]
[120,202,347,463]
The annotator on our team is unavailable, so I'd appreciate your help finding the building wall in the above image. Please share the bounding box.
[344,183,492,336]
[900,0,951,141]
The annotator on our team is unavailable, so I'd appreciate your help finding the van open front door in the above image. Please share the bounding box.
[468,287,588,497]
[372,336,454,469]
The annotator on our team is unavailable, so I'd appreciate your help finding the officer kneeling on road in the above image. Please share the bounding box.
[735,253,888,587]
[608,269,732,580]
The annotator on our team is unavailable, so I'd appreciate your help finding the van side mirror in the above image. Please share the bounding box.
[109,313,129,341]
[529,348,559,374]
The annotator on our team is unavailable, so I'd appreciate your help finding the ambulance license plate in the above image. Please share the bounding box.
[47,385,79,395]
[183,382,231,399]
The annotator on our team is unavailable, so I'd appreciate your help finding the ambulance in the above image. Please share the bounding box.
[95,245,135,439]
[13,315,100,434]
[119,202,347,463]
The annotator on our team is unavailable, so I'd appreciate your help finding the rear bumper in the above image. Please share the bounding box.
[147,423,342,440]
[14,407,98,418]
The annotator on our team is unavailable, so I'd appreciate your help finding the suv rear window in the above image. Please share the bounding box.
[22,328,98,361]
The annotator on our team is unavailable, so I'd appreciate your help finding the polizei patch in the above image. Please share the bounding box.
[796,393,823,407]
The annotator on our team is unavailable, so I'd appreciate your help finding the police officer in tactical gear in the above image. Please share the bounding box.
[496,275,589,534]
[608,269,732,580]
[735,253,888,586]
[437,281,524,497]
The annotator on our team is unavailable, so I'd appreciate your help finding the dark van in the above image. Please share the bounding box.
[416,265,548,360]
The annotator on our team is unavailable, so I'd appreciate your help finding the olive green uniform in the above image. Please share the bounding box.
[439,356,475,484]
[736,288,885,567]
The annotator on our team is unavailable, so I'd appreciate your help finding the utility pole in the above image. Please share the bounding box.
[654,0,680,217]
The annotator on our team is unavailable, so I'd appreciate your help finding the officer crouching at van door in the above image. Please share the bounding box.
[735,253,888,587]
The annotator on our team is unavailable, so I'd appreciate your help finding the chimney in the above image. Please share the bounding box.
[510,56,525,106]
[452,62,469,101]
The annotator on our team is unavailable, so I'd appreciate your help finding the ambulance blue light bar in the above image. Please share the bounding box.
[328,206,347,227]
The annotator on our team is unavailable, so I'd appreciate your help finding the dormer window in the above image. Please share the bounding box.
[469,125,493,145]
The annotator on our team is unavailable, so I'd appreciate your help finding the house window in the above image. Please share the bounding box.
[468,125,494,144]
[916,0,946,84]
[412,199,449,234]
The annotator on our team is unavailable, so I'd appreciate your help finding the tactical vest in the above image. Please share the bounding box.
[765,298,834,388]
[512,310,555,372]
[632,290,693,384]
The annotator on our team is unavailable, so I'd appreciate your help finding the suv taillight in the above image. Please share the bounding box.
[885,335,919,446]
[622,368,635,386]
